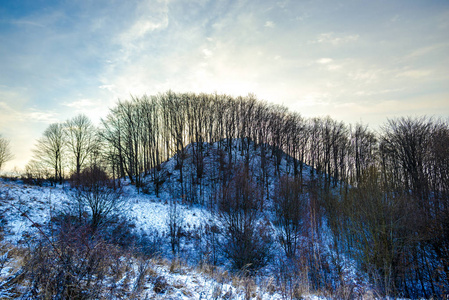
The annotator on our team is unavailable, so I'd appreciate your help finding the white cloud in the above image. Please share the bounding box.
[24,110,59,123]
[112,1,169,64]
[0,101,58,125]
[64,99,96,109]
[120,18,169,43]
[316,58,333,64]
[354,88,403,97]
[99,84,116,91]
[61,98,113,125]
[404,44,441,59]
[316,58,342,71]
[396,69,432,79]
[264,21,275,28]
[311,32,359,45]
[304,93,330,106]
[348,68,382,84]
[326,64,342,71]
[202,48,213,58]
[9,19,45,28]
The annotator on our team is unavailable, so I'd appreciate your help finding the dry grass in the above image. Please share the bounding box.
[169,257,185,274]
[181,288,194,298]
[0,242,28,299]
[263,276,277,295]
[0,240,367,300]
[146,259,159,278]
[195,259,217,276]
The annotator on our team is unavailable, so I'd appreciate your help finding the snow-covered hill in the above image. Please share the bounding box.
[0,140,371,299]
[141,139,314,203]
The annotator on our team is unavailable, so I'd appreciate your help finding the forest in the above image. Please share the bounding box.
[1,91,448,299]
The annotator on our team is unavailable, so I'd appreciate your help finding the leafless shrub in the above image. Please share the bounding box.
[132,259,151,296]
[191,223,220,268]
[167,199,184,255]
[69,165,124,231]
[273,176,305,258]
[216,168,273,273]
[23,220,129,299]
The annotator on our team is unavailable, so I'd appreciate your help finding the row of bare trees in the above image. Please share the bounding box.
[97,92,382,193]
[323,117,449,298]
[26,114,100,185]
[26,92,448,297]
[26,92,383,193]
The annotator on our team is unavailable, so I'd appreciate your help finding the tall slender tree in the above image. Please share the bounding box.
[32,123,66,184]
[0,134,13,170]
[65,114,97,177]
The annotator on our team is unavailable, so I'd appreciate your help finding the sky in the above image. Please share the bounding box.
[0,0,448,171]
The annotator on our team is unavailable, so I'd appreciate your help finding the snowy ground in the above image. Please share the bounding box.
[0,179,206,242]
[0,178,332,299]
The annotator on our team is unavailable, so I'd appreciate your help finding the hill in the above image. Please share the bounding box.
[0,139,371,299]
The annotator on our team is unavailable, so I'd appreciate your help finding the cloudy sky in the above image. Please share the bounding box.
[1,0,448,171]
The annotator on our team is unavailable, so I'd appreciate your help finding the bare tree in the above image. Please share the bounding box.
[0,134,13,171]
[167,199,184,255]
[380,117,432,200]
[31,123,66,185]
[274,176,305,258]
[71,165,123,231]
[350,123,377,185]
[101,100,144,188]
[65,114,98,178]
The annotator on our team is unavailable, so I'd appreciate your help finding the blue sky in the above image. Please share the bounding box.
[1,0,448,170]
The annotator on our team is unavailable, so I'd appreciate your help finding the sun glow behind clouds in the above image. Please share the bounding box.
[0,0,449,171]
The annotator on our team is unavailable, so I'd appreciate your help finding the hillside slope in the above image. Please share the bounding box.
[0,140,371,299]
[141,139,314,203]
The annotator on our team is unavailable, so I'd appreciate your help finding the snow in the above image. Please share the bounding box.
[0,179,205,242]
[0,182,66,242]
[121,182,212,236]
[0,140,371,298]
